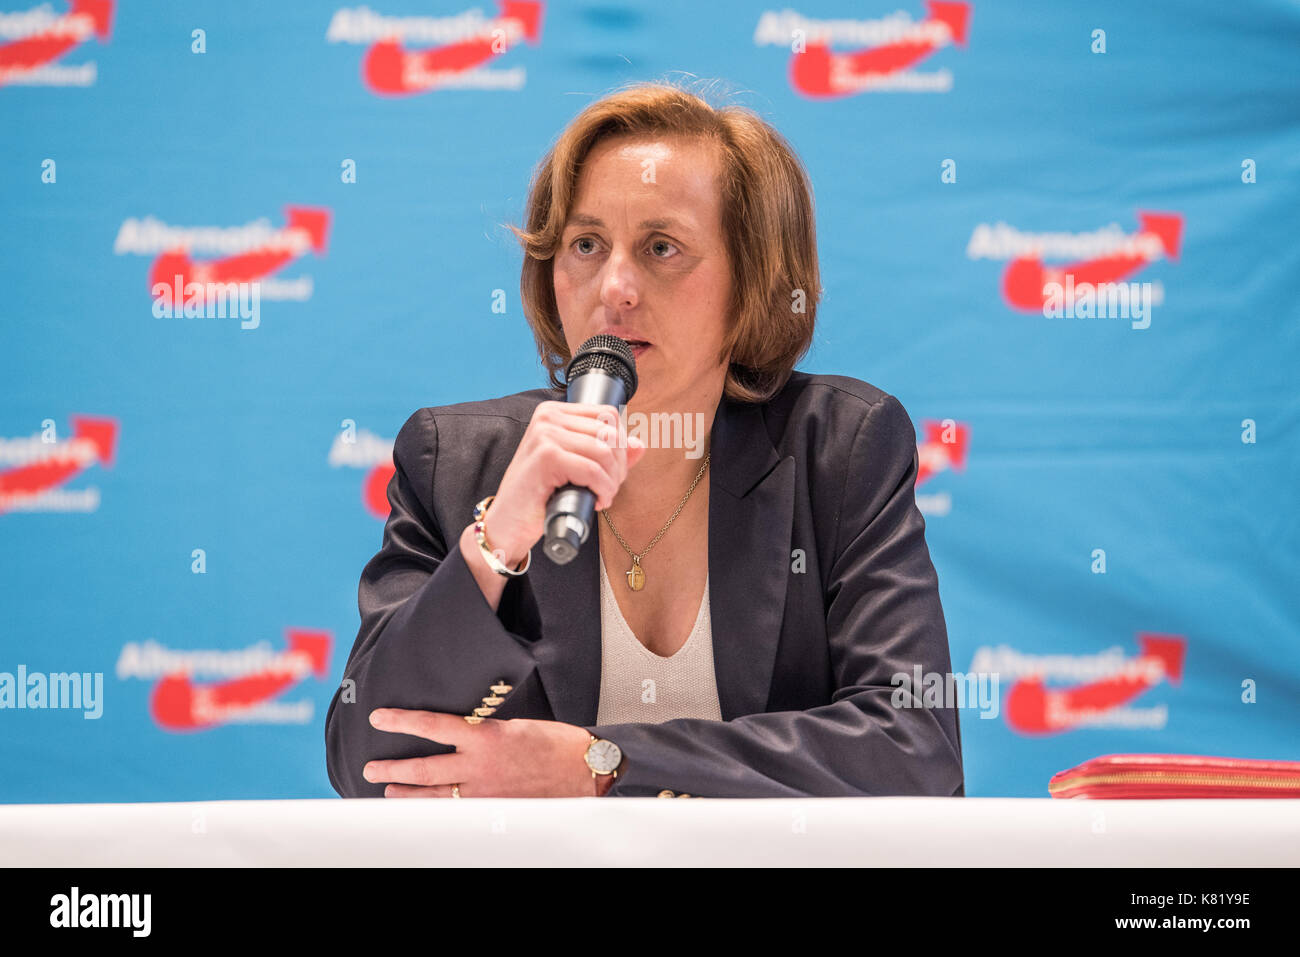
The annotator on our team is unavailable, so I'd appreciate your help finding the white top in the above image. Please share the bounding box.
[595,549,723,725]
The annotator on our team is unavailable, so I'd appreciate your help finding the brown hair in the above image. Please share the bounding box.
[508,79,821,404]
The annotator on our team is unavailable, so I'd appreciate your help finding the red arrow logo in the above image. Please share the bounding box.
[1002,211,1182,311]
[363,462,395,518]
[0,416,117,513]
[148,206,330,304]
[149,629,332,731]
[1005,633,1186,735]
[362,0,544,96]
[916,419,969,487]
[0,0,113,86]
[790,1,969,99]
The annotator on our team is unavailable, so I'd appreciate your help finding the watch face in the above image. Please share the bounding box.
[586,738,622,773]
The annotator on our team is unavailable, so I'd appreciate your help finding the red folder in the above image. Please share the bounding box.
[1048,753,1300,798]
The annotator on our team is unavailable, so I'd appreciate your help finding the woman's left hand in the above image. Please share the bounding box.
[363,708,600,797]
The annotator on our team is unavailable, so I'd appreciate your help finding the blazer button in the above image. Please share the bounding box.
[657,789,676,798]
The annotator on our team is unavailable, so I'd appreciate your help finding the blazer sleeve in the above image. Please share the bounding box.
[324,408,548,798]
[582,394,966,798]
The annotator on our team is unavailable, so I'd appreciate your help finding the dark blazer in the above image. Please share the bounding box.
[325,370,964,798]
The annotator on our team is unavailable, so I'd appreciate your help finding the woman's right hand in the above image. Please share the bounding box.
[472,401,647,570]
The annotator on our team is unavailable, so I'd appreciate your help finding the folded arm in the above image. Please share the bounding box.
[324,408,547,798]
[584,395,965,798]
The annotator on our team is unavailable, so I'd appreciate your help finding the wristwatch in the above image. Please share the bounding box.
[584,735,624,787]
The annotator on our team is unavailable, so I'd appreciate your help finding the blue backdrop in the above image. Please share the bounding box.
[2,0,1297,801]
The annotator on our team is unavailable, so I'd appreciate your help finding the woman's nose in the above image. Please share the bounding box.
[599,247,639,309]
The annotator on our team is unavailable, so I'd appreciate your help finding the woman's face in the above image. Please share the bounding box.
[552,135,733,413]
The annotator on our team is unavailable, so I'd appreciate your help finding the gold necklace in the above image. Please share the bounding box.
[601,452,710,592]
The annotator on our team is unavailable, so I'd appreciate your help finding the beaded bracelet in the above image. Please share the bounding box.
[472,495,531,577]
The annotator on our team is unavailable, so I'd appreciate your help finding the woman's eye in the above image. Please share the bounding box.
[570,237,676,258]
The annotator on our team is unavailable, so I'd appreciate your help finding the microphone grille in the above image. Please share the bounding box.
[563,334,638,399]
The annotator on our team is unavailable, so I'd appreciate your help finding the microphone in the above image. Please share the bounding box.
[543,334,638,564]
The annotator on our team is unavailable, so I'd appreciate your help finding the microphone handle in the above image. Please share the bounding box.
[542,371,628,565]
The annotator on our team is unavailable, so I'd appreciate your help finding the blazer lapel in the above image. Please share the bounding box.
[527,393,795,726]
[707,396,795,720]
[527,510,602,726]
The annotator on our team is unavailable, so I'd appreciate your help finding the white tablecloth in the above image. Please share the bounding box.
[2,798,1296,866]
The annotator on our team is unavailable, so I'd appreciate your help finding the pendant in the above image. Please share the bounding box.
[626,559,645,591]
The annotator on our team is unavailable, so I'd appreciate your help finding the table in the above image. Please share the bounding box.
[2,798,1297,866]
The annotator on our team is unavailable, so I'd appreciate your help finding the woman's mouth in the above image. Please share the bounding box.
[622,339,651,359]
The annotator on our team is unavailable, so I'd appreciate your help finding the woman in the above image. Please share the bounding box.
[325,81,964,799]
